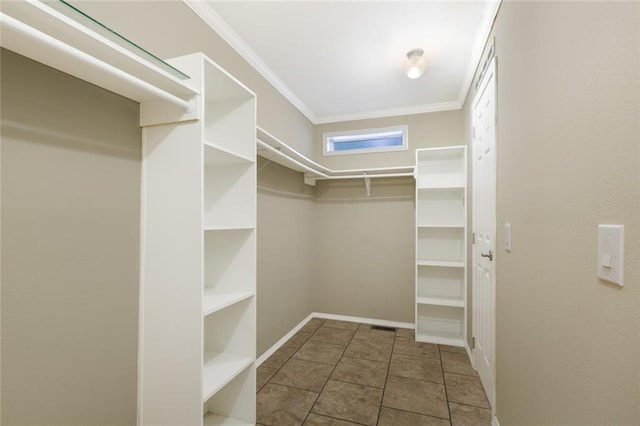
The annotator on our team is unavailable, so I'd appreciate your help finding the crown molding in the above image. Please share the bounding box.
[314,101,462,124]
[183,0,318,123]
[457,0,502,106]
[184,0,500,125]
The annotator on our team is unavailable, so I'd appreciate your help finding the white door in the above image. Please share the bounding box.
[472,57,497,409]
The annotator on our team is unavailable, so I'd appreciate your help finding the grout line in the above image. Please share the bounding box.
[439,344,454,422]
[375,330,396,425]
[300,323,349,425]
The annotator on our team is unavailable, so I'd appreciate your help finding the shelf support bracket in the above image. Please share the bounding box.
[364,172,371,197]
[304,173,318,186]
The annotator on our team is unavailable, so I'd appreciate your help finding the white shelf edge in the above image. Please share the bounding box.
[204,141,255,165]
[202,353,253,403]
[202,291,254,317]
[417,185,466,191]
[203,413,253,426]
[415,332,465,347]
[416,296,465,308]
[417,260,465,268]
[203,225,255,232]
[417,224,465,228]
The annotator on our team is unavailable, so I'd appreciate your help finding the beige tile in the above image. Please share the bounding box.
[309,326,355,346]
[303,413,361,425]
[343,339,393,363]
[382,375,449,419]
[288,331,314,349]
[389,353,444,384]
[378,407,451,426]
[257,366,278,392]
[331,356,388,388]
[322,319,360,331]
[395,327,416,339]
[294,340,345,365]
[440,351,477,377]
[300,317,326,333]
[353,325,395,344]
[394,337,440,359]
[312,380,383,426]
[261,343,299,369]
[257,383,318,425]
[439,344,467,354]
[449,402,492,426]
[270,358,334,392]
[444,373,490,409]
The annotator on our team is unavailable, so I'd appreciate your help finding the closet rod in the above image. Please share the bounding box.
[314,172,414,180]
[257,126,331,174]
[257,139,330,178]
[0,13,192,111]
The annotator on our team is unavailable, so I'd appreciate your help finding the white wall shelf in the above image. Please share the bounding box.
[415,146,467,347]
[416,296,465,308]
[417,260,465,268]
[203,291,255,317]
[205,142,255,166]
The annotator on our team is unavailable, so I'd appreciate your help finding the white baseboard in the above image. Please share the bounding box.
[466,342,475,369]
[256,312,414,366]
[256,312,315,366]
[311,312,415,330]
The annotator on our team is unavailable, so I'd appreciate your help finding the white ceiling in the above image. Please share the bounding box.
[187,1,498,124]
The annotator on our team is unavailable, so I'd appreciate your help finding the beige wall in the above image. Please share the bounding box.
[462,1,640,423]
[313,177,415,323]
[78,1,315,158]
[1,50,140,424]
[315,110,463,169]
[257,158,315,356]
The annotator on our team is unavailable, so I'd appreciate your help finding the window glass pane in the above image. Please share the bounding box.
[332,135,403,151]
[323,126,407,156]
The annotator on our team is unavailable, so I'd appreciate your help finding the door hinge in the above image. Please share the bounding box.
[472,337,476,349]
[472,233,476,244]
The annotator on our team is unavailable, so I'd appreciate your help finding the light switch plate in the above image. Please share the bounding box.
[597,224,624,286]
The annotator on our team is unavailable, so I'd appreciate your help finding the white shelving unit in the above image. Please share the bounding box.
[141,53,256,425]
[415,146,467,347]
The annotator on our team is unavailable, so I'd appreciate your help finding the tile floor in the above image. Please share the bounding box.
[256,318,491,426]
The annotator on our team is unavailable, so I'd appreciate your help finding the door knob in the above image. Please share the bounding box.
[481,250,493,261]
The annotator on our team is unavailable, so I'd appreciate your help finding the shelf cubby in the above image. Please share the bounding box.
[417,227,465,264]
[203,60,255,162]
[416,304,465,345]
[416,188,465,227]
[204,229,255,295]
[203,298,255,402]
[416,147,466,189]
[203,367,255,425]
[203,161,255,229]
[417,265,465,304]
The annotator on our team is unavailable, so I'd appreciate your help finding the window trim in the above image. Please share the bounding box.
[322,125,409,156]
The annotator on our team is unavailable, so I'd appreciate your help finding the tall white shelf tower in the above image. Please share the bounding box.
[414,146,468,347]
[140,53,257,425]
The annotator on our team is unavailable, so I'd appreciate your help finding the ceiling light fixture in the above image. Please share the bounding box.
[405,48,426,79]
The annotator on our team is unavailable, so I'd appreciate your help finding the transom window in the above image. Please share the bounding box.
[323,125,408,156]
